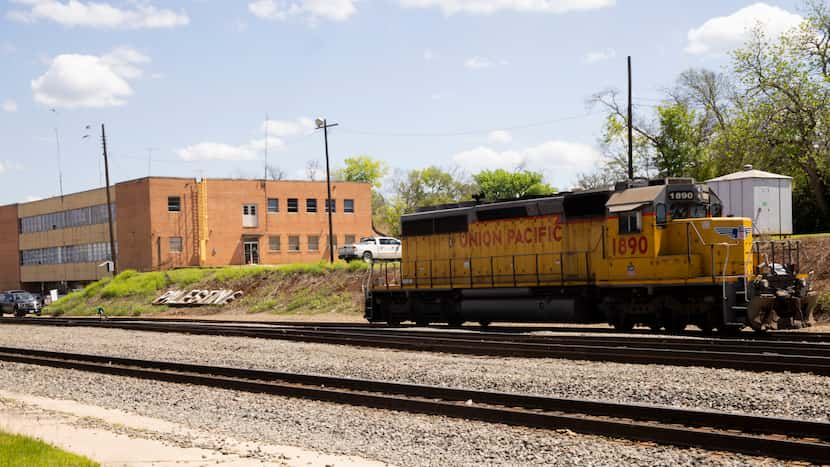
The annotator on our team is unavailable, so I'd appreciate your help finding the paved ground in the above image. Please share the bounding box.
[0,390,390,467]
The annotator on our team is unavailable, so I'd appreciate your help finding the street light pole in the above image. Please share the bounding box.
[316,118,339,263]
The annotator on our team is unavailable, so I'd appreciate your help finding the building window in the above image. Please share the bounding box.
[287,198,298,213]
[269,235,281,251]
[268,198,279,213]
[308,235,320,251]
[306,198,318,213]
[618,210,641,234]
[288,235,300,252]
[242,203,258,227]
[344,199,354,213]
[169,237,183,252]
[325,199,336,213]
[344,234,356,245]
[168,196,181,212]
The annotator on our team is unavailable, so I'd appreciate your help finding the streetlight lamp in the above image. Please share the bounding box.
[315,117,339,263]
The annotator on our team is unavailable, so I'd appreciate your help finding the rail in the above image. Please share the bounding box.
[0,346,828,463]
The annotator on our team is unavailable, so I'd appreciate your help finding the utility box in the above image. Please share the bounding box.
[706,165,793,235]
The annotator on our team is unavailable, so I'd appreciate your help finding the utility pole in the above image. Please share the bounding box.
[315,118,339,263]
[627,55,634,180]
[101,124,118,274]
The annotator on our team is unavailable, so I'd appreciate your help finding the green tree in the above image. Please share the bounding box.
[654,103,710,179]
[337,155,388,188]
[731,3,830,221]
[381,166,475,237]
[473,169,555,199]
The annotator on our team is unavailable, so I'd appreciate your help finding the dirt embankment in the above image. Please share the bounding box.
[48,264,370,321]
[796,236,830,288]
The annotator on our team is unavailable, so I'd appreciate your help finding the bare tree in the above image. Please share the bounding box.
[305,159,320,181]
[266,165,285,180]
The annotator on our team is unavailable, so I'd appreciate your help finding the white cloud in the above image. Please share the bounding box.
[178,118,310,161]
[685,3,802,55]
[452,140,601,188]
[262,117,315,137]
[400,0,613,15]
[0,161,26,174]
[176,142,258,161]
[31,47,149,108]
[464,56,493,69]
[487,130,512,144]
[2,100,17,112]
[423,49,434,61]
[248,0,356,23]
[7,0,189,29]
[583,48,615,64]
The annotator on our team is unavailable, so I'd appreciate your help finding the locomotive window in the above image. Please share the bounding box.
[656,203,667,225]
[690,205,707,218]
[670,204,689,219]
[618,210,641,234]
[712,203,723,217]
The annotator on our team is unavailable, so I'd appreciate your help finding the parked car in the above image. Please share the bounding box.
[338,236,402,262]
[0,290,41,317]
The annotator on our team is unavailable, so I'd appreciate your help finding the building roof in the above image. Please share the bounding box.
[707,166,792,182]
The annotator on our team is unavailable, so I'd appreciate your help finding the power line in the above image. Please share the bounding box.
[337,111,598,137]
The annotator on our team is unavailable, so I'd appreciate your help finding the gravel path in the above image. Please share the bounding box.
[0,361,782,466]
[0,325,827,422]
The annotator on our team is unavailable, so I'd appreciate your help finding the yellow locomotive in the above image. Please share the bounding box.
[365,177,817,332]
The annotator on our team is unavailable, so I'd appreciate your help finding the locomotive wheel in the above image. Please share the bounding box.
[448,319,464,327]
[416,320,429,327]
[612,314,634,332]
[667,320,687,333]
[478,320,491,328]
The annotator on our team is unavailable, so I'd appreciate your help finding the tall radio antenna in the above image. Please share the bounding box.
[627,55,634,180]
[264,113,269,181]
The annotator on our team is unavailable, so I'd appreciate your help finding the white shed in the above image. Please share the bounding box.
[706,165,793,235]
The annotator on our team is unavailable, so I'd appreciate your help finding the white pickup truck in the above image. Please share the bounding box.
[338,236,401,262]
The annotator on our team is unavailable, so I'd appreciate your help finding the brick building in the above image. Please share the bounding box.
[0,177,374,292]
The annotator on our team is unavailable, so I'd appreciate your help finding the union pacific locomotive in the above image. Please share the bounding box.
[365,177,817,332]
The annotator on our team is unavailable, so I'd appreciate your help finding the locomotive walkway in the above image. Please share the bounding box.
[0,346,827,464]
[3,317,830,375]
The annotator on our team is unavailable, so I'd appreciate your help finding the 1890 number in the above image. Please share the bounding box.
[613,236,648,255]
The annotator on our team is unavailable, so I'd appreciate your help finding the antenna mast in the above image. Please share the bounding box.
[627,55,634,180]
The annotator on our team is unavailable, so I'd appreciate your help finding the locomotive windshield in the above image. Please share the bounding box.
[667,184,721,219]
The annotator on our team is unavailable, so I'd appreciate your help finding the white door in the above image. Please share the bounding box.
[242,204,258,228]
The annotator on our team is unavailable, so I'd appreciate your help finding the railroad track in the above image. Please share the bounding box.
[3,317,830,375]
[11,315,830,341]
[0,346,827,463]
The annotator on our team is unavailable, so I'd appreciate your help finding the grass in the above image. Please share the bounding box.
[0,431,98,467]
[45,260,368,317]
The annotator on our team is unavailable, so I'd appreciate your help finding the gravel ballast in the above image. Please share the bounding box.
[0,325,826,422]
[0,361,782,466]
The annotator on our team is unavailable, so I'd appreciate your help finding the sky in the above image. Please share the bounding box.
[0,0,810,204]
